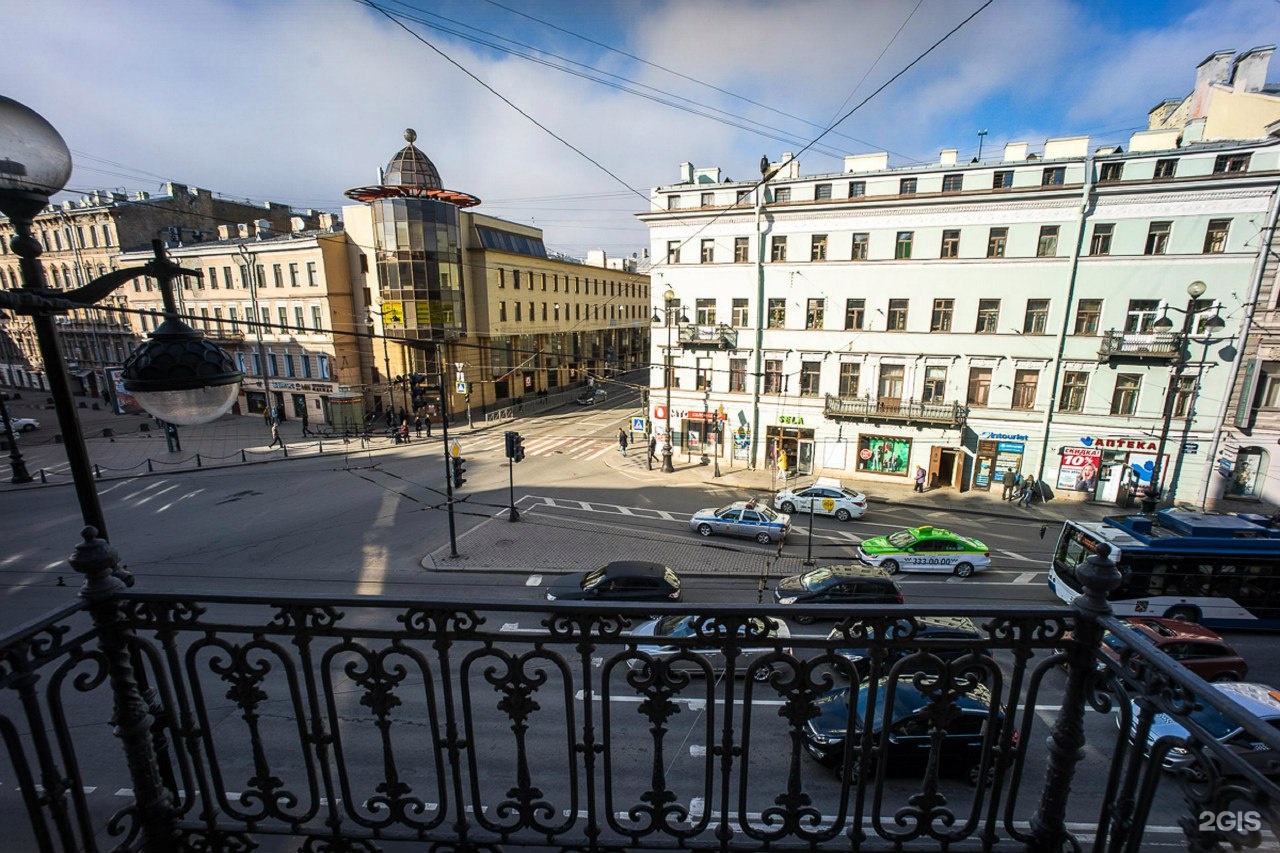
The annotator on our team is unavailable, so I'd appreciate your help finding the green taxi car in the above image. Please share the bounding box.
[856,526,991,578]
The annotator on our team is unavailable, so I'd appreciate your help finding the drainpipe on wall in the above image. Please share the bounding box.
[1034,155,1096,488]
[1196,185,1280,509]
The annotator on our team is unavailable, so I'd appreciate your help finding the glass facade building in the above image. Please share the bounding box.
[371,197,465,342]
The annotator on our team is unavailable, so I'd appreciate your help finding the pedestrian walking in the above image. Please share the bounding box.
[400,422,410,444]
[425,416,433,438]
[1020,475,1036,507]
[914,465,926,493]
[618,428,629,457]
[301,411,312,436]
[414,416,423,437]
[385,409,394,429]
[1001,468,1017,500]
[648,436,658,461]
[263,408,272,427]
[268,422,284,449]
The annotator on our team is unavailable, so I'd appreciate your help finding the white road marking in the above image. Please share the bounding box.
[689,745,707,757]
[1014,572,1039,584]
[592,656,603,668]
[999,549,1034,562]
[583,445,614,460]
[836,531,863,543]
[501,622,520,632]
[525,574,542,587]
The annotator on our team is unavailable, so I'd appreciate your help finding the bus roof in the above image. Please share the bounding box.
[1095,509,1280,553]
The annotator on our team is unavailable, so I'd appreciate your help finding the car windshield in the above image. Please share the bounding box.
[801,568,838,591]
[663,568,681,587]
[757,505,780,521]
[887,530,917,549]
[841,488,860,498]
[1186,700,1244,741]
[654,615,696,637]
[581,567,607,588]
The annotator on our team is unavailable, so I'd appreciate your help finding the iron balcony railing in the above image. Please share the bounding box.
[678,324,738,351]
[1097,330,1180,360]
[824,394,967,427]
[4,541,1279,852]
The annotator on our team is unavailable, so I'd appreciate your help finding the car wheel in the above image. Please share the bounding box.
[1164,605,1199,623]
[954,562,975,579]
[793,612,816,625]
[20,424,35,432]
[697,523,713,537]
[1211,671,1241,683]
[835,508,851,522]
[751,663,775,683]
[967,762,995,788]
[780,501,796,513]
[882,559,900,574]
[756,531,773,544]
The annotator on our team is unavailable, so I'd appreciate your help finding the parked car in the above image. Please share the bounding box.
[773,565,903,624]
[773,477,867,521]
[1128,681,1280,778]
[689,500,790,544]
[1101,617,1247,682]
[856,526,990,577]
[627,615,792,682]
[575,388,607,405]
[803,676,1008,783]
[2,416,40,432]
[546,560,682,602]
[827,616,994,681]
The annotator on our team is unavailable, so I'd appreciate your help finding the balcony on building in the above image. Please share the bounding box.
[824,393,967,428]
[678,323,738,351]
[1097,330,1180,362]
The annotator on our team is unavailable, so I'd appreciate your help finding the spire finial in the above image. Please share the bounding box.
[404,128,417,145]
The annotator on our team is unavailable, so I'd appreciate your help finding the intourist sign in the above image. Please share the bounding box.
[1080,436,1157,451]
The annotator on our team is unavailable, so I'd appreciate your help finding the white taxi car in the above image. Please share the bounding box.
[772,477,867,521]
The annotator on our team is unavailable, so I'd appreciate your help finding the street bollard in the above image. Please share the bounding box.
[39,468,46,484]
[147,459,153,473]
[196,454,202,468]
[241,450,246,463]
[283,445,288,458]
[94,464,101,479]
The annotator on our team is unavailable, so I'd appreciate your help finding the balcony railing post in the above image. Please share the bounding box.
[1028,543,1120,850]
[69,527,177,852]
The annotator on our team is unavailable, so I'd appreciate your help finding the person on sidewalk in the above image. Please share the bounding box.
[425,416,433,438]
[648,436,658,462]
[414,415,423,437]
[618,428,628,457]
[263,408,272,428]
[268,422,284,449]
[301,411,312,436]
[1001,469,1017,501]
[400,422,410,444]
[1020,475,1036,507]
[385,409,394,429]
[914,465,926,493]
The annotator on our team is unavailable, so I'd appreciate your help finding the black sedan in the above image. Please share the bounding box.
[802,677,1007,783]
[773,565,903,624]
[827,616,994,681]
[546,560,682,602]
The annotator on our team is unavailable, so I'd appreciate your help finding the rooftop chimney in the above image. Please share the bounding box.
[1232,45,1275,93]
[939,148,958,166]
[254,219,272,238]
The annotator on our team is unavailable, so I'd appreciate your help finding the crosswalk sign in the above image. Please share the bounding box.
[631,417,646,433]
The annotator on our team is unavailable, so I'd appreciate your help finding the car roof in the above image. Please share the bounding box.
[1215,682,1280,719]
[600,560,672,578]
[1120,617,1225,643]
[812,477,846,490]
[806,564,894,581]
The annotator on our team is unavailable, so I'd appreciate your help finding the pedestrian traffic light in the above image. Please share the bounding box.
[451,455,467,488]
[505,431,525,463]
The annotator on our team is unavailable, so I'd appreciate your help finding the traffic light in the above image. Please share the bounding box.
[409,373,428,409]
[505,431,525,462]
[451,455,467,488]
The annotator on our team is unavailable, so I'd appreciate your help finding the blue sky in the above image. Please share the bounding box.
[5,0,1278,257]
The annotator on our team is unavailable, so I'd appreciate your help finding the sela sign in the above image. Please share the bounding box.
[1080,436,1157,452]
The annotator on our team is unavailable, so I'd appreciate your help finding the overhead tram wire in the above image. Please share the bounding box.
[825,0,923,129]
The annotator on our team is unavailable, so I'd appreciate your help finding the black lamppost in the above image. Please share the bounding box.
[1142,280,1225,513]
[0,388,32,483]
[652,287,687,474]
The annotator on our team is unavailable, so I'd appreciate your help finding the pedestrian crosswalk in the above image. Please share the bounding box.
[459,435,616,461]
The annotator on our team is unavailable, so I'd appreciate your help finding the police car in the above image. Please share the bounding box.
[773,477,867,521]
[856,526,991,578]
[690,500,791,544]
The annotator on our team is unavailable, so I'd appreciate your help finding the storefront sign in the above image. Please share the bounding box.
[688,411,727,421]
[1081,436,1157,451]
[270,381,335,393]
[982,431,1029,441]
[1057,446,1102,491]
[778,415,805,425]
[857,434,911,476]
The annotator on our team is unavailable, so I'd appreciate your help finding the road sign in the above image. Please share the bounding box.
[1182,442,1200,454]
[449,439,461,458]
[455,381,467,394]
[630,417,646,433]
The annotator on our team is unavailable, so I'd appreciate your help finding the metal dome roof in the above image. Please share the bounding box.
[383,129,441,190]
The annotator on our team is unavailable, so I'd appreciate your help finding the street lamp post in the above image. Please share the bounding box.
[0,390,32,482]
[652,288,687,474]
[1142,280,1224,513]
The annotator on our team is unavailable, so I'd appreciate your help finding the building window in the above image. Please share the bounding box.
[993,170,1013,189]
[667,196,679,210]
[810,234,827,261]
[285,353,296,378]
[307,261,318,286]
[986,227,1008,258]
[1089,223,1113,256]
[921,366,946,403]
[894,231,913,260]
[886,298,908,331]
[1172,376,1197,418]
[1204,219,1230,254]
[251,352,262,376]
[1229,447,1267,498]
[1110,374,1140,416]
[800,361,821,396]
[1037,225,1059,257]
[1042,167,1066,186]
[941,173,963,193]
[1023,299,1049,334]
[851,233,869,260]
[268,353,280,377]
[767,298,786,328]
[1075,297,1105,333]
[734,237,749,263]
[318,355,330,379]
[301,355,312,378]
[1144,221,1171,255]
[967,367,992,406]
[878,364,904,400]
[940,229,960,259]
[838,363,860,397]
[771,236,787,262]
[213,307,224,334]
[805,298,825,330]
[499,301,507,322]
[228,306,239,332]
[732,298,749,327]
[729,359,746,393]
[930,299,953,332]
[764,359,784,394]
[666,240,680,264]
[844,298,865,330]
[1214,153,1250,173]
[700,239,714,264]
[541,273,548,291]
[773,187,791,203]
[700,192,714,207]
[1059,371,1088,412]
[1124,299,1159,334]
[275,307,287,332]
[1012,369,1038,409]
[515,302,522,322]
[695,298,716,325]
[899,177,917,195]
[848,180,866,198]
[975,299,1001,333]
[1153,158,1177,179]
[695,358,711,391]
[208,267,219,289]
[1099,162,1124,182]
[814,183,832,200]
[542,303,548,321]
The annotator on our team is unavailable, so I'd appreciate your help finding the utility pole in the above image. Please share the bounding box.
[750,154,774,470]
[239,244,273,427]
[436,343,459,557]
